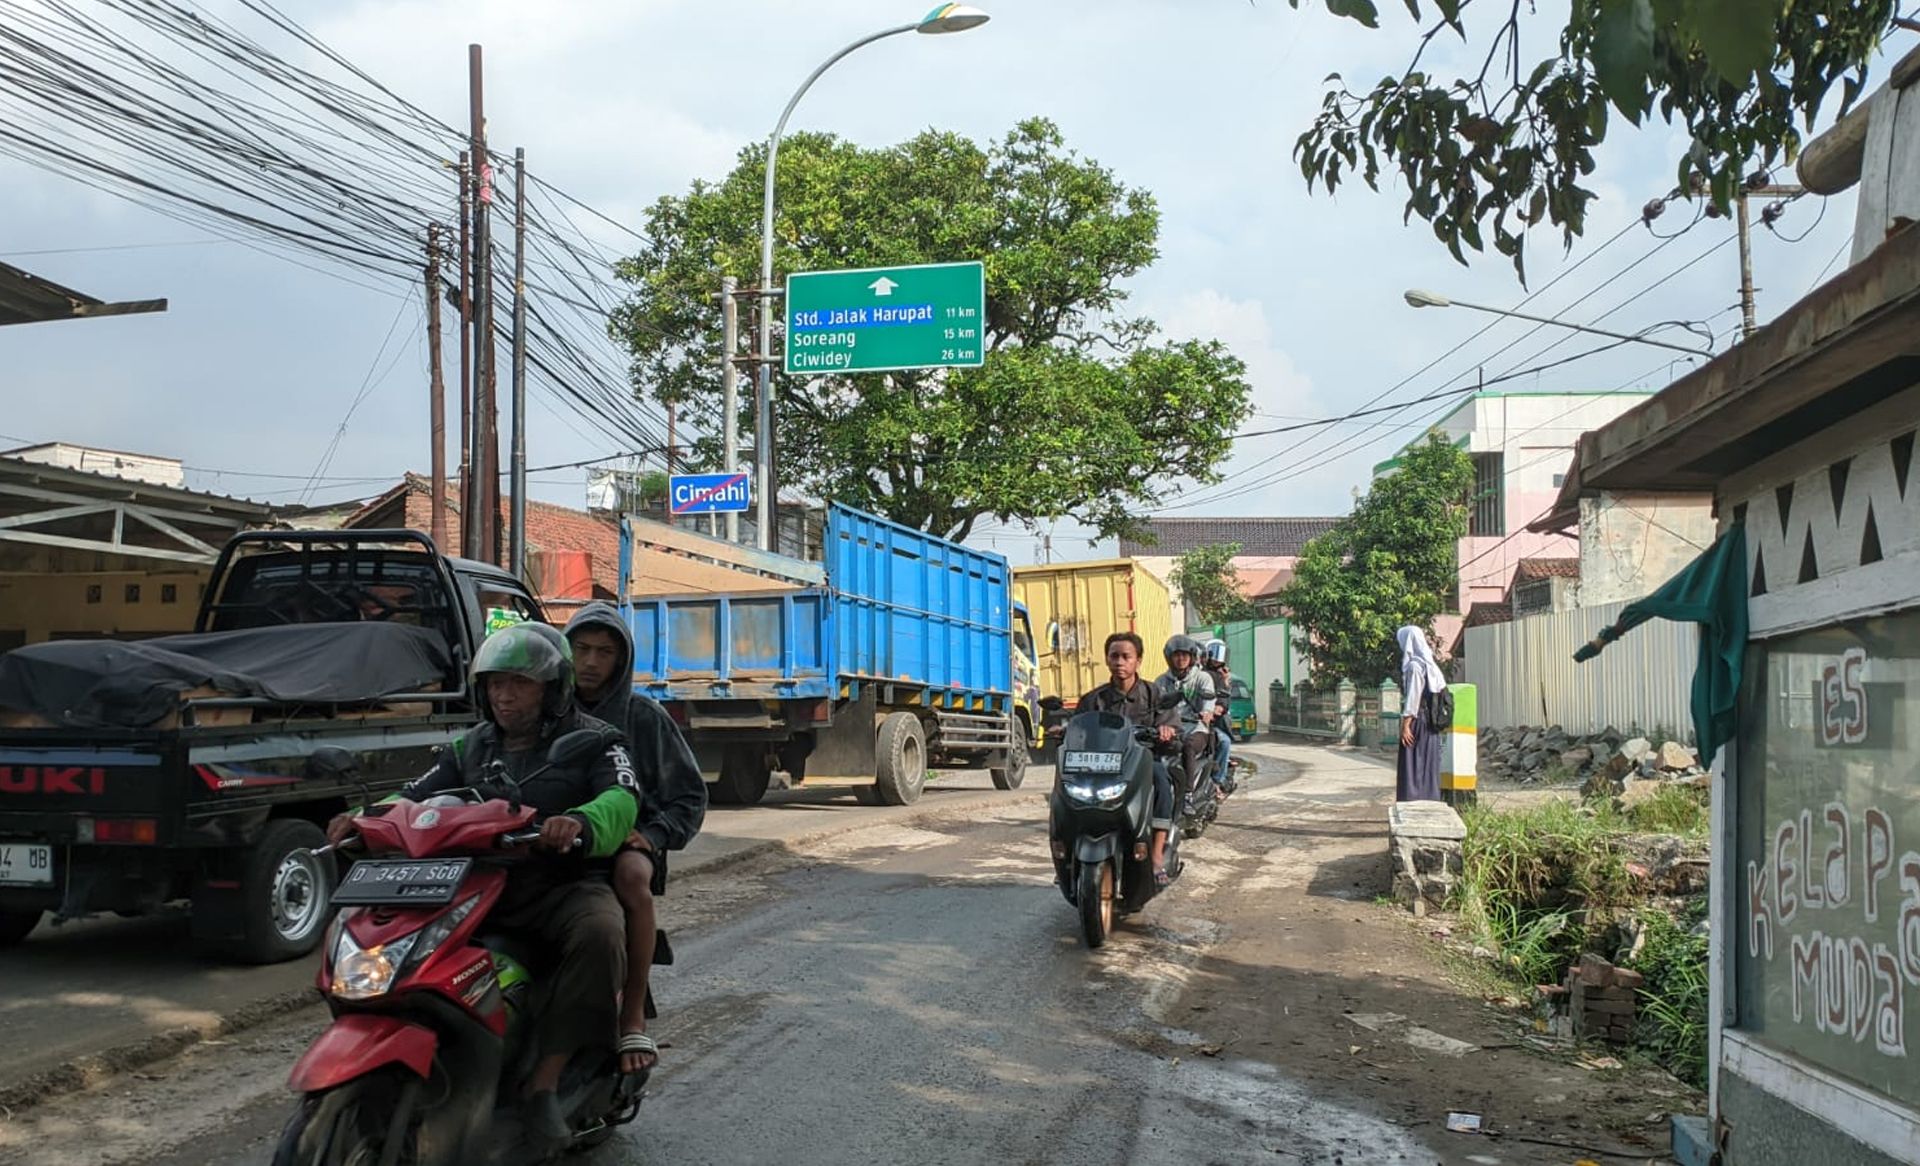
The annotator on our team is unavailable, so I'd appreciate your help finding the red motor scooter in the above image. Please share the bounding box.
[273,730,662,1165]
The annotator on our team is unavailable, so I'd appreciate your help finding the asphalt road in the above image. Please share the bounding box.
[0,746,1690,1166]
[0,770,1025,1107]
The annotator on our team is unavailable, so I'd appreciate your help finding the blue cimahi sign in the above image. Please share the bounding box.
[669,472,752,515]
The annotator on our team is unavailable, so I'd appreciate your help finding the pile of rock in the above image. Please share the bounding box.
[1534,953,1643,1046]
[1478,725,1707,795]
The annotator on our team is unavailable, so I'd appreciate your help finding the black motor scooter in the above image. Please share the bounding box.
[1171,721,1221,841]
[1047,708,1183,948]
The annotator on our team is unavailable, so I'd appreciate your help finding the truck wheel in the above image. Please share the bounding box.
[990,717,1029,790]
[712,745,771,806]
[873,713,927,806]
[0,909,41,946]
[229,819,334,965]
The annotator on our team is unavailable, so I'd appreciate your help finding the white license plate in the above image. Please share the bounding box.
[0,843,53,886]
[1062,750,1125,774]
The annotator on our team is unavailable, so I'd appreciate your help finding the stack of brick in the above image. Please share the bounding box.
[1566,952,1642,1044]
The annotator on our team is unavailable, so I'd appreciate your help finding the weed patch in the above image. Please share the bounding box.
[1624,782,1709,837]
[1453,799,1633,981]
[1626,905,1710,1089]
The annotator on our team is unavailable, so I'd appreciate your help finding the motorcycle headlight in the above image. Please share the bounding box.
[1063,778,1129,805]
[331,928,417,1000]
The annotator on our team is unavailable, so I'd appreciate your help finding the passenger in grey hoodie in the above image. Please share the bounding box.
[564,601,707,1077]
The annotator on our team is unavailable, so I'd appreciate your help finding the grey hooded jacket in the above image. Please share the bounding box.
[564,601,707,853]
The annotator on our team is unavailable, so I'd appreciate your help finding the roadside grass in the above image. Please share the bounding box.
[1451,795,1707,1088]
[1623,782,1710,837]
[1624,903,1711,1090]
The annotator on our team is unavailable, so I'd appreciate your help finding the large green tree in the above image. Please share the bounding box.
[1276,434,1474,684]
[1285,0,1897,278]
[611,119,1253,541]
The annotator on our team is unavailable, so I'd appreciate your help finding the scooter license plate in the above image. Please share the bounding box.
[333,857,472,905]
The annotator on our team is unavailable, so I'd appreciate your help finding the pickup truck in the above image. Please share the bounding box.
[0,529,544,962]
[618,503,1043,806]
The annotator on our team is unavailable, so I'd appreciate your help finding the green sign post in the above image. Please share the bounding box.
[784,260,985,376]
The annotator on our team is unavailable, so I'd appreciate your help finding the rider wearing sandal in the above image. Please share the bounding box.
[564,601,707,1081]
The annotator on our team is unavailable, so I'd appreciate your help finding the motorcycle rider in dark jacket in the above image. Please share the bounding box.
[564,600,707,1078]
[1076,631,1182,883]
[325,621,638,1150]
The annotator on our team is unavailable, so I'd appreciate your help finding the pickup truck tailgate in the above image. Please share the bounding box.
[0,739,173,839]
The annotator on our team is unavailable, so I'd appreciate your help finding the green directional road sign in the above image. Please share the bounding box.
[785,260,985,377]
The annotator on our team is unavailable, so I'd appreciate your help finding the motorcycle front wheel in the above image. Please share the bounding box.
[272,1069,423,1166]
[1076,860,1114,949]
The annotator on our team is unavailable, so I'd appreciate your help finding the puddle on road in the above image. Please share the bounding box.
[1131,1053,1432,1164]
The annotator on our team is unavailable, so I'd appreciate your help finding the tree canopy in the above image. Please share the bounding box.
[1171,543,1260,625]
[1286,0,1898,278]
[1276,433,1474,684]
[612,118,1253,541]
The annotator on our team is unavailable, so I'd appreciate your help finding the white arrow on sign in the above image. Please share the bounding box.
[868,276,898,296]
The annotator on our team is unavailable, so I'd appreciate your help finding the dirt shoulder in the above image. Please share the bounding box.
[1156,741,1696,1164]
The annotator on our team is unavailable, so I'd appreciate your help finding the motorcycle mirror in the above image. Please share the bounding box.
[1039,695,1064,712]
[304,746,359,782]
[546,728,607,769]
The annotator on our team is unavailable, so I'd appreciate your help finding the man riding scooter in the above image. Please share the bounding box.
[564,602,706,1082]
[1200,638,1238,799]
[1065,632,1183,884]
[324,621,639,1153]
[1154,635,1218,815]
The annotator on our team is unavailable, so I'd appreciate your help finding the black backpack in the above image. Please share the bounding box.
[1424,687,1454,730]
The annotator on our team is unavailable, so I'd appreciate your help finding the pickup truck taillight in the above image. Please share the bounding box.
[77,817,159,845]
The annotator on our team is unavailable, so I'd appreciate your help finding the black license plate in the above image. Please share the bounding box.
[333,857,471,905]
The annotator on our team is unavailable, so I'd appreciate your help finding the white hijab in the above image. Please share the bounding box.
[1397,625,1446,695]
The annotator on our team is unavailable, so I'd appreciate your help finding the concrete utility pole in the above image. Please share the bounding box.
[469,44,497,565]
[509,146,528,580]
[719,274,740,543]
[425,222,448,550]
[458,150,474,557]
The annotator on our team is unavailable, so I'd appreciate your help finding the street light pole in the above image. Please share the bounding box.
[1402,288,1710,356]
[752,5,990,550]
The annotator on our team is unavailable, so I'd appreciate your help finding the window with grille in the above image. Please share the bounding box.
[1470,452,1505,537]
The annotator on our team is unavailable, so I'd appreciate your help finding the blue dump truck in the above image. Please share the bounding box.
[616,504,1043,806]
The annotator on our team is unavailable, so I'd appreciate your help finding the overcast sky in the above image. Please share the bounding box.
[4,1,1892,565]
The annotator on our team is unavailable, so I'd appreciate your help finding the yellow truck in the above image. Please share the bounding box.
[1012,559,1173,743]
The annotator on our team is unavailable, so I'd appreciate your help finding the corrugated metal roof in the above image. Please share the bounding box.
[0,260,166,326]
[1120,516,1341,558]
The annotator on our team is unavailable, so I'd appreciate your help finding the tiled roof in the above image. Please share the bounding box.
[1462,601,1513,628]
[1120,516,1341,558]
[1513,557,1581,581]
[345,474,623,598]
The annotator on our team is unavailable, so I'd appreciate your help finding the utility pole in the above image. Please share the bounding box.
[457,150,474,558]
[425,223,449,550]
[468,44,497,565]
[719,275,740,543]
[1733,183,1804,340]
[509,146,528,580]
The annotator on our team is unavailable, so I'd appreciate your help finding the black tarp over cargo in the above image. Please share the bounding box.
[0,623,451,729]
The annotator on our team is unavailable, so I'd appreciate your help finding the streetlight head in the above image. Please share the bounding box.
[1403,288,1451,309]
[918,4,990,33]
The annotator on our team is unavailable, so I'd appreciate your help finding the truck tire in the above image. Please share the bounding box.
[228,819,335,965]
[990,715,1029,790]
[0,909,40,947]
[711,745,771,806]
[873,713,927,806]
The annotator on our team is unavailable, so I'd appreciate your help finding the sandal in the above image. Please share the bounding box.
[617,1031,659,1081]
[1153,866,1171,889]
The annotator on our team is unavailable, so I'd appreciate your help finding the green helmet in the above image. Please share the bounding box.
[471,622,575,721]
